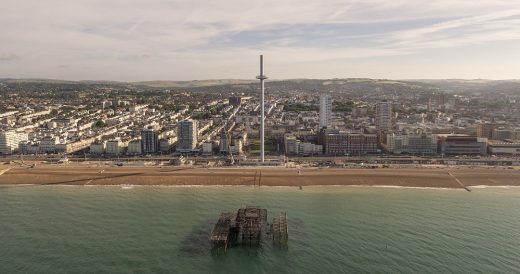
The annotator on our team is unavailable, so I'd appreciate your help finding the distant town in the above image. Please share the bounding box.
[1,78,520,167]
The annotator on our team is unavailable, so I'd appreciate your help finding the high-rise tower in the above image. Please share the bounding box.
[141,128,159,153]
[319,94,332,129]
[375,101,392,131]
[177,119,198,152]
[256,55,267,162]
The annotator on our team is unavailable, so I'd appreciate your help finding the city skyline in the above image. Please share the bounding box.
[1,0,520,81]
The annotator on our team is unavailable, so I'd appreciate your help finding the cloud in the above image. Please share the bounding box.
[0,53,19,61]
[0,0,520,80]
[116,53,151,61]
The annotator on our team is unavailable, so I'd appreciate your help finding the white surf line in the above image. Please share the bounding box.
[0,168,12,176]
[448,172,471,192]
[85,180,93,185]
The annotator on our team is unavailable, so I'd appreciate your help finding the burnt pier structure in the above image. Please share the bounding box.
[210,206,288,252]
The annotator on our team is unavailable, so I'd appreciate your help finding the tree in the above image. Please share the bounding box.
[95,120,106,128]
[333,101,354,112]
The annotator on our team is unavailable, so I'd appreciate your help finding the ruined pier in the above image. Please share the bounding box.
[210,206,288,252]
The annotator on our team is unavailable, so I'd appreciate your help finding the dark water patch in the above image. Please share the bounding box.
[178,220,213,257]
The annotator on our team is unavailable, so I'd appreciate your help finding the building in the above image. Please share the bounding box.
[39,136,59,154]
[386,133,438,155]
[229,138,243,154]
[56,137,96,154]
[0,130,28,154]
[229,96,242,106]
[299,142,322,155]
[198,120,213,136]
[440,135,487,156]
[89,141,106,154]
[476,123,497,139]
[285,136,322,156]
[51,118,74,127]
[130,104,147,112]
[159,138,174,153]
[219,130,229,153]
[19,141,39,155]
[101,101,112,110]
[491,129,511,140]
[319,94,332,129]
[141,128,159,154]
[511,130,520,140]
[488,141,520,155]
[437,93,448,108]
[351,107,368,118]
[177,119,198,152]
[219,131,244,155]
[106,139,123,155]
[321,131,378,155]
[284,136,300,155]
[127,139,142,155]
[375,101,392,131]
[202,142,213,155]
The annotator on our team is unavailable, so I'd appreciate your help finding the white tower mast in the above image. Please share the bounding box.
[256,55,268,163]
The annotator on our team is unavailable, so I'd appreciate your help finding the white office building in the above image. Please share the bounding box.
[386,133,438,155]
[0,130,28,154]
[319,94,332,129]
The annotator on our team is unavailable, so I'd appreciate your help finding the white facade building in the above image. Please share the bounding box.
[299,142,323,155]
[319,94,332,129]
[106,139,122,155]
[0,130,29,154]
[488,141,520,155]
[89,141,106,154]
[285,135,322,156]
[285,136,300,155]
[386,133,438,155]
[127,139,142,154]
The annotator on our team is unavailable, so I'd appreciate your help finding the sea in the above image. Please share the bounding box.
[1,185,519,273]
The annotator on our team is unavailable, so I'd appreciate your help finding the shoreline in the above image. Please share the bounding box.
[1,165,519,189]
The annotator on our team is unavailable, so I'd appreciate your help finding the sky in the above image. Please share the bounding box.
[1,0,520,81]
